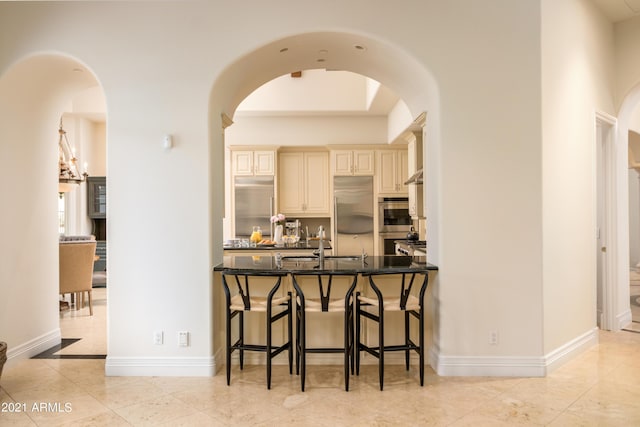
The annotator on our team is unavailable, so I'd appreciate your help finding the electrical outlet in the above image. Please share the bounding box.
[489,330,499,345]
[178,331,189,347]
[154,330,164,345]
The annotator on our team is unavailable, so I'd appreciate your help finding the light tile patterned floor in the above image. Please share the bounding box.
[3,290,640,425]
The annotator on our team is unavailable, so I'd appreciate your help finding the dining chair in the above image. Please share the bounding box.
[291,271,358,391]
[355,270,429,390]
[59,239,97,315]
[221,270,292,389]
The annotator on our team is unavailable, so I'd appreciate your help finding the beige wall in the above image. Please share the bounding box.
[1,0,635,376]
[541,0,616,353]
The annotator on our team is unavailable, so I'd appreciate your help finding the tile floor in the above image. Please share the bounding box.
[2,290,640,425]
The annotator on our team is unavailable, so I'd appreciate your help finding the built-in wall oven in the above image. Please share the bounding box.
[378,197,414,255]
[378,197,413,232]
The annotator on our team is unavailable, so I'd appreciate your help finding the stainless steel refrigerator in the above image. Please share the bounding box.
[234,176,274,238]
[333,176,374,256]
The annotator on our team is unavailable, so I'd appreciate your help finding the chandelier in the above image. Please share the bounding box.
[58,118,88,193]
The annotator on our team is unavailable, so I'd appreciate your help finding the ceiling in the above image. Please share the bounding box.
[235,69,401,117]
[591,0,640,22]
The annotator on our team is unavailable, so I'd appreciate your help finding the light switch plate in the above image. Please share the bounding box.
[178,331,189,347]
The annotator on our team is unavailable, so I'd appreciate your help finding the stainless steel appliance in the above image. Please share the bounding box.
[379,232,407,255]
[378,197,413,232]
[378,197,414,255]
[234,176,274,238]
[333,176,374,256]
[285,219,301,237]
[395,240,427,256]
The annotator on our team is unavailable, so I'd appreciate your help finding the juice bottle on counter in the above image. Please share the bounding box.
[250,226,262,246]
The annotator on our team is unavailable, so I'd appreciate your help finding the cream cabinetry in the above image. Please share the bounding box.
[331,150,375,176]
[408,137,424,218]
[278,150,330,215]
[232,149,275,176]
[377,149,408,194]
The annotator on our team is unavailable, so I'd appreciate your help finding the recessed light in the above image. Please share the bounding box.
[317,58,326,63]
[279,47,289,53]
[72,68,84,73]
[354,44,366,51]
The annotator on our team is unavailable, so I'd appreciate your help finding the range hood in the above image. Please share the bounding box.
[404,168,423,185]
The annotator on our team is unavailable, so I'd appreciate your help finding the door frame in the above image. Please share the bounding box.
[595,110,617,331]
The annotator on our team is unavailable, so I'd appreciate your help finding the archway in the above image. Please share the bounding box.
[619,83,640,331]
[208,30,440,262]
[207,30,441,366]
[0,53,106,364]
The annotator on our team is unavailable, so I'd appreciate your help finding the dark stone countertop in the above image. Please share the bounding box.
[213,255,437,274]
[223,240,332,251]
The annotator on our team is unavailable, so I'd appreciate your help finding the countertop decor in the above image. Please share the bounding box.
[224,240,332,251]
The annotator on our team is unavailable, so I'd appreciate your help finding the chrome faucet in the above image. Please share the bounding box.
[317,225,325,265]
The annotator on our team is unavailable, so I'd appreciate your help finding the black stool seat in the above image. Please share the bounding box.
[292,271,358,391]
[222,270,293,389]
[356,270,429,390]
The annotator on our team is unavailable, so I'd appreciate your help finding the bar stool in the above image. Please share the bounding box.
[291,271,359,391]
[221,270,293,389]
[355,270,429,390]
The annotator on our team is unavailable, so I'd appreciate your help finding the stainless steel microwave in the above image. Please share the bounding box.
[378,197,413,232]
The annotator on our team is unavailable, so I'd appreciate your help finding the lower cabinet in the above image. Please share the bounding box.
[94,240,106,272]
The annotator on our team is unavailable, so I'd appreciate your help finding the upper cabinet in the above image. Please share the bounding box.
[407,134,424,218]
[279,150,330,216]
[377,149,408,195]
[331,149,375,176]
[87,176,107,219]
[232,149,276,176]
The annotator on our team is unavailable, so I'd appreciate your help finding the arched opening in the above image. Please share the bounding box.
[208,31,441,365]
[0,53,107,363]
[621,84,640,332]
[209,30,440,259]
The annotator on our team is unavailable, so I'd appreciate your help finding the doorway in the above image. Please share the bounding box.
[596,113,616,330]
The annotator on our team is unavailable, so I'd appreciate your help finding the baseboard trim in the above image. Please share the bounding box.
[431,328,598,377]
[105,356,216,377]
[617,309,632,330]
[5,329,61,369]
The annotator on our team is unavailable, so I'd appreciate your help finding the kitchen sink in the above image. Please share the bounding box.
[324,255,364,261]
[281,256,318,262]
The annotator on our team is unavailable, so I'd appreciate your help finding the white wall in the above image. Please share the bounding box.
[0,0,620,377]
[614,15,640,329]
[0,55,99,366]
[227,115,388,147]
[541,0,615,353]
[629,168,640,267]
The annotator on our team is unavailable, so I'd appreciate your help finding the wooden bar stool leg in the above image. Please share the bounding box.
[300,308,306,391]
[379,305,384,391]
[355,292,361,376]
[226,309,232,386]
[420,307,425,386]
[239,312,244,370]
[344,303,350,391]
[405,311,410,371]
[288,298,293,374]
[267,305,273,390]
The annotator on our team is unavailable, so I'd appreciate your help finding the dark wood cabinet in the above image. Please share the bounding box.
[87,176,107,272]
[87,176,106,219]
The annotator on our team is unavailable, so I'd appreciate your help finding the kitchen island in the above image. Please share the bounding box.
[212,255,437,370]
[214,254,436,274]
